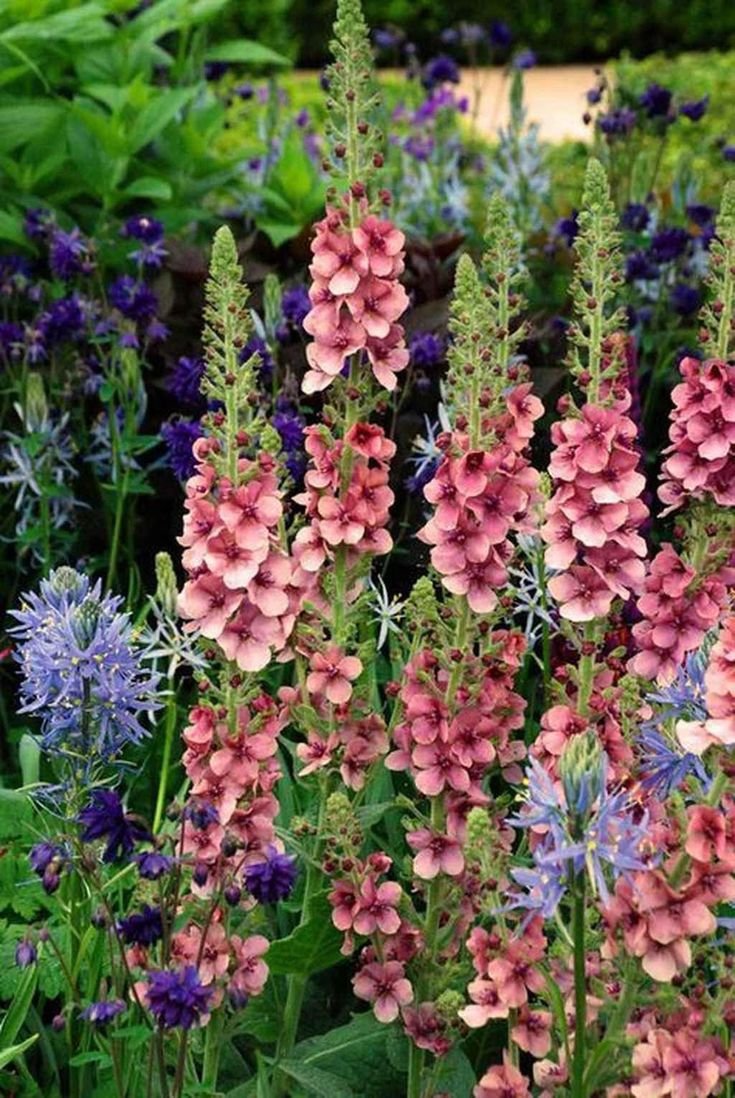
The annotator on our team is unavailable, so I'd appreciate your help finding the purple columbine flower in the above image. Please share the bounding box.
[161,417,203,481]
[724,145,735,163]
[80,999,126,1026]
[108,275,158,323]
[40,295,86,345]
[554,210,579,247]
[679,96,708,121]
[146,966,214,1029]
[244,846,297,903]
[240,335,273,380]
[78,789,151,863]
[15,940,37,968]
[373,27,403,50]
[621,202,650,232]
[134,851,174,880]
[422,54,460,90]
[408,331,446,368]
[649,226,689,263]
[685,203,715,228]
[121,215,167,269]
[0,321,23,361]
[625,250,658,282]
[24,208,52,241]
[10,568,160,761]
[670,283,701,316]
[167,356,205,408]
[597,107,637,137]
[49,227,94,280]
[118,905,163,947]
[203,60,229,81]
[639,82,672,118]
[586,86,602,105]
[281,285,310,328]
[272,402,305,453]
[489,20,512,49]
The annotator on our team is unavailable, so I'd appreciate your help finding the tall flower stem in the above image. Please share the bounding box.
[571,872,587,1098]
[407,1040,425,1098]
[153,683,178,833]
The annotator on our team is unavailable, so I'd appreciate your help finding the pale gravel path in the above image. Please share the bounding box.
[456,64,601,142]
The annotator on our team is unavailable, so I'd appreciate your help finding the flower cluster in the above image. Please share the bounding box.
[302,209,409,393]
[659,356,735,511]
[675,615,735,753]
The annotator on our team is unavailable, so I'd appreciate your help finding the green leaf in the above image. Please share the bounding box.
[288,1013,406,1097]
[127,87,197,154]
[19,735,40,787]
[0,209,24,245]
[0,1034,38,1070]
[1,5,113,45]
[0,101,65,153]
[0,790,32,839]
[68,1050,112,1067]
[122,176,173,201]
[203,39,290,69]
[278,1060,355,1098]
[0,963,37,1047]
[432,1046,477,1095]
[356,802,395,829]
[266,895,343,977]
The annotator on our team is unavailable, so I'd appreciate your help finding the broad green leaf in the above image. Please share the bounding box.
[0,209,25,246]
[68,1050,112,1067]
[288,1013,406,1097]
[122,176,173,201]
[18,736,40,787]
[0,1034,38,1070]
[278,1060,355,1098]
[0,102,64,153]
[0,964,37,1047]
[203,39,291,69]
[2,5,113,44]
[256,220,305,248]
[266,895,343,977]
[432,1046,477,1095]
[127,87,197,154]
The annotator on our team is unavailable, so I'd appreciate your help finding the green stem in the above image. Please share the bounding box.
[571,874,587,1098]
[153,684,178,833]
[106,407,130,590]
[407,1039,425,1098]
[201,1010,224,1094]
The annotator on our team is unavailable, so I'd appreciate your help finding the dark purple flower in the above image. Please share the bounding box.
[649,226,689,263]
[621,203,650,232]
[0,254,32,296]
[489,20,512,49]
[49,227,94,280]
[108,276,158,323]
[373,28,402,51]
[134,852,174,880]
[422,55,460,90]
[118,904,163,947]
[598,107,636,137]
[204,61,229,81]
[439,28,459,46]
[723,145,735,163]
[15,940,37,968]
[40,295,86,344]
[408,330,445,367]
[167,356,205,407]
[146,966,213,1029]
[24,208,52,241]
[80,999,126,1026]
[513,49,536,70]
[0,320,23,359]
[685,203,715,227]
[679,96,708,122]
[554,210,579,247]
[586,86,602,105]
[670,283,701,315]
[235,82,254,100]
[29,842,59,875]
[281,285,310,327]
[78,789,151,863]
[244,845,297,903]
[625,251,658,282]
[121,215,166,268]
[240,335,273,380]
[161,417,203,480]
[639,83,672,119]
[186,800,219,829]
[272,402,304,453]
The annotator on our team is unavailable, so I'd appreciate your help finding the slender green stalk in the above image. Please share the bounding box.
[571,873,587,1098]
[407,1039,424,1098]
[153,684,178,833]
[201,1011,224,1094]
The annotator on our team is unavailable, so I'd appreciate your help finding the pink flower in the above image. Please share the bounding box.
[406,828,464,879]
[352,877,402,936]
[306,646,363,704]
[230,934,269,996]
[511,1005,553,1058]
[365,324,409,390]
[474,1057,531,1098]
[352,960,413,1023]
[352,215,405,277]
[548,565,615,622]
[304,312,366,377]
[459,978,508,1026]
[685,806,728,864]
[178,573,243,639]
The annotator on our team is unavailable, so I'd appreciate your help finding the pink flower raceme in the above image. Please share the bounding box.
[629,545,729,683]
[418,384,542,612]
[352,959,413,1023]
[302,208,409,394]
[659,356,735,511]
[631,1024,730,1098]
[542,399,649,622]
[177,441,308,671]
[474,1056,532,1098]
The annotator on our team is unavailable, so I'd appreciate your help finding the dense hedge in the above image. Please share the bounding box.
[234,0,735,65]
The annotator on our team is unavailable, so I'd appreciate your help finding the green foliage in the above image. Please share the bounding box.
[0,0,291,235]
[266,894,345,976]
[285,1011,408,1097]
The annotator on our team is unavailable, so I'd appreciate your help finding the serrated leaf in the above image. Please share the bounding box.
[288,1012,406,1097]
[432,1046,477,1095]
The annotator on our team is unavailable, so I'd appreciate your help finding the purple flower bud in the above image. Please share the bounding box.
[15,940,36,968]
